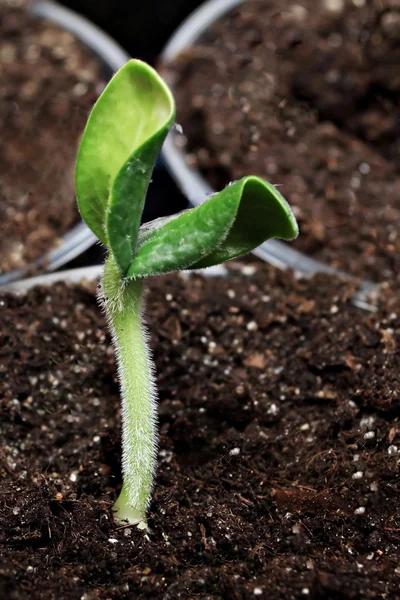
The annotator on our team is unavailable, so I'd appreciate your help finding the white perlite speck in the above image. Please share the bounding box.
[247,321,258,331]
[352,471,363,480]
[360,416,375,429]
[242,265,256,276]
[359,162,370,174]
[354,506,366,515]
[267,403,279,415]
[324,0,344,12]
[364,431,375,440]
[388,445,398,455]
[229,447,241,456]
[253,588,263,596]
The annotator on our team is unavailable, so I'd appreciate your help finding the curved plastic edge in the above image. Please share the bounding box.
[31,1,129,72]
[159,0,377,303]
[161,0,243,63]
[2,260,376,312]
[1,264,228,293]
[0,1,130,286]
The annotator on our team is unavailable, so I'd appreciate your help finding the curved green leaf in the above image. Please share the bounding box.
[136,211,189,249]
[106,126,170,273]
[75,60,175,250]
[190,178,298,269]
[126,176,298,279]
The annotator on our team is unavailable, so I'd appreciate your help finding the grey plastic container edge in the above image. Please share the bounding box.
[160,0,377,310]
[0,1,130,286]
[2,264,228,293]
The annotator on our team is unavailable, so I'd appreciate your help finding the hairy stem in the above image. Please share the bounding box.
[101,256,157,525]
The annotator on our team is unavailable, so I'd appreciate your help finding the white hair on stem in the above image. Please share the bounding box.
[99,258,158,524]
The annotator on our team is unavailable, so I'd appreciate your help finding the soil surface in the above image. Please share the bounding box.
[0,1,103,275]
[168,0,400,283]
[1,262,400,599]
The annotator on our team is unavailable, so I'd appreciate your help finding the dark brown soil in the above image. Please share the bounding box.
[1,262,400,598]
[168,0,400,283]
[0,1,103,275]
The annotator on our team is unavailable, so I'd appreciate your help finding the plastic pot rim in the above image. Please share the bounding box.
[159,0,377,305]
[0,0,130,286]
[2,264,229,293]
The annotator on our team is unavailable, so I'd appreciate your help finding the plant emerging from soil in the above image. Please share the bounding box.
[75,59,298,526]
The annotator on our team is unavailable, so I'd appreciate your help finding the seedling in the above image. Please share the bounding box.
[76,60,298,526]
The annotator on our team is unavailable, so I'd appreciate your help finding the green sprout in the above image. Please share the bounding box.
[75,59,298,527]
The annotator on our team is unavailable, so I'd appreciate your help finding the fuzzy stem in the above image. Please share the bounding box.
[101,256,157,525]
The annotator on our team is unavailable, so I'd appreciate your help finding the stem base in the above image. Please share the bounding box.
[112,485,147,528]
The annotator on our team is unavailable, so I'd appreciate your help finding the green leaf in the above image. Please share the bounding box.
[190,178,298,269]
[106,127,169,273]
[126,176,298,279]
[75,60,175,250]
